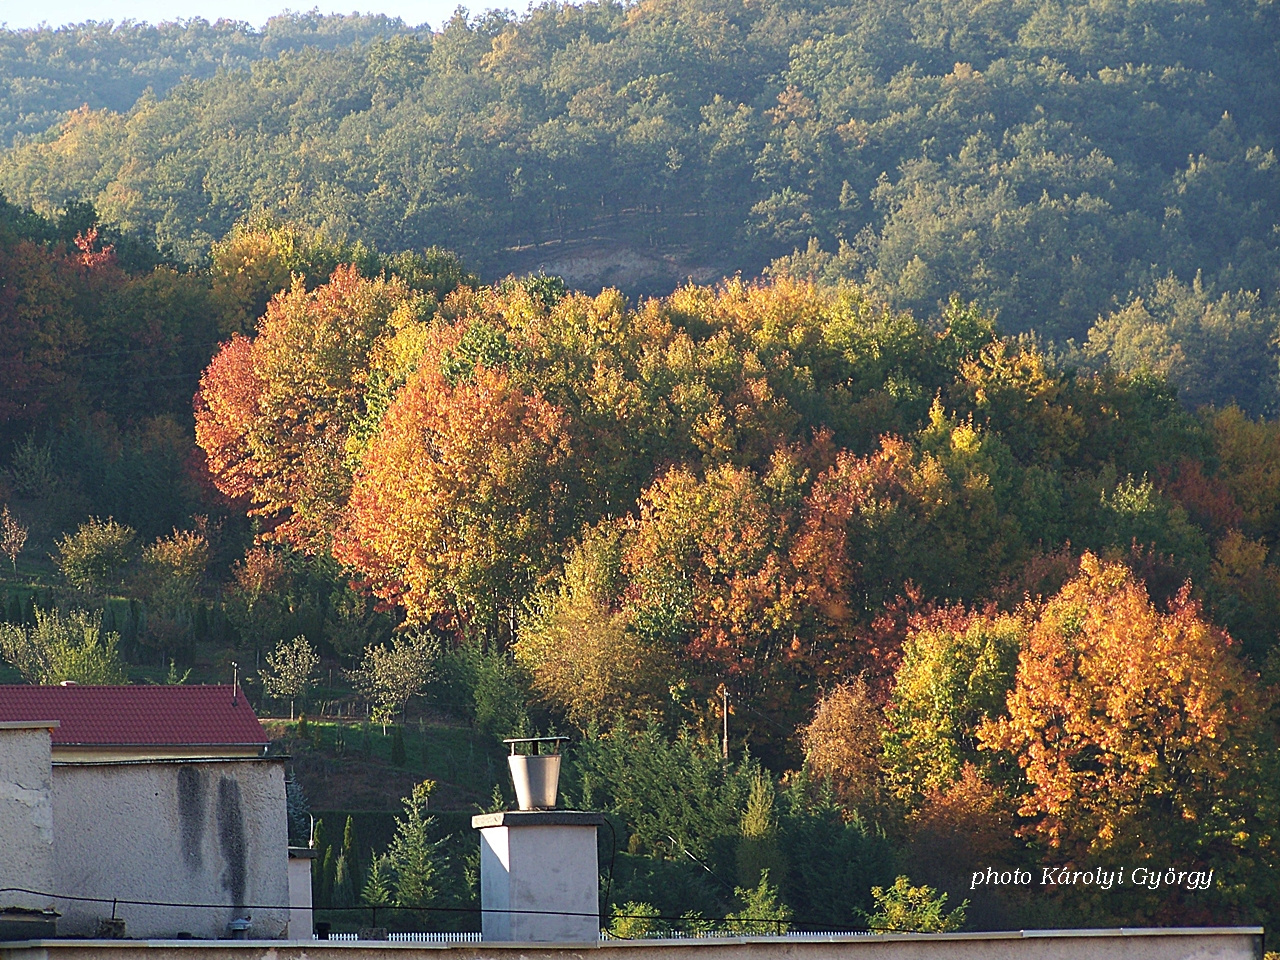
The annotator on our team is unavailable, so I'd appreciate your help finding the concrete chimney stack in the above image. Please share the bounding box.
[472,738,604,943]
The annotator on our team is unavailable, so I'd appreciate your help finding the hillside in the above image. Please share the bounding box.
[0,0,1278,346]
[3,0,1280,937]
[0,14,423,146]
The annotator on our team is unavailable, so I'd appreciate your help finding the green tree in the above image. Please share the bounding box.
[736,773,786,890]
[881,610,1025,802]
[362,854,395,907]
[609,902,664,939]
[724,871,792,935]
[55,517,137,592]
[0,608,128,684]
[572,721,757,859]
[384,780,446,907]
[332,853,356,908]
[1086,276,1280,415]
[341,815,362,893]
[347,631,439,725]
[260,635,320,719]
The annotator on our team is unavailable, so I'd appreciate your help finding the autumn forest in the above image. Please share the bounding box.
[2,0,1280,939]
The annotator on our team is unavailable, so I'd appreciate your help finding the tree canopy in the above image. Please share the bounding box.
[0,0,1277,384]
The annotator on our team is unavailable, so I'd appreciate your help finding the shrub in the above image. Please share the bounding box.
[56,517,137,592]
[862,875,966,933]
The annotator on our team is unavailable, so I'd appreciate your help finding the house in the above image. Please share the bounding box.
[0,684,300,940]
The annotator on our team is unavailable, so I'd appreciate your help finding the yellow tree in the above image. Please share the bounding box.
[515,522,672,727]
[799,677,884,811]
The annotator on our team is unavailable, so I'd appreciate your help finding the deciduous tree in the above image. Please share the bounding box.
[980,554,1277,880]
[261,635,320,719]
[0,504,27,570]
[336,361,572,637]
[347,631,439,724]
[0,608,128,684]
[882,608,1024,801]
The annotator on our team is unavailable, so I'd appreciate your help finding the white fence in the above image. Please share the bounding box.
[321,932,484,942]
[322,931,863,942]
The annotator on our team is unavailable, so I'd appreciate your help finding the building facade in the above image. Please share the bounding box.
[0,685,293,940]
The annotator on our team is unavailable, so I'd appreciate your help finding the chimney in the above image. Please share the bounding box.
[472,737,604,943]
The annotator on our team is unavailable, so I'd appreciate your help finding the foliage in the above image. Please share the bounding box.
[0,607,128,684]
[139,528,209,609]
[516,522,670,726]
[332,853,356,909]
[882,609,1025,801]
[362,853,395,907]
[5,0,1280,368]
[736,773,786,889]
[902,764,1018,885]
[774,789,897,930]
[196,265,431,552]
[0,15,418,147]
[437,644,533,738]
[347,631,440,723]
[55,517,137,592]
[223,546,291,649]
[799,678,883,811]
[571,720,757,859]
[980,554,1280,917]
[335,358,573,637]
[383,780,446,907]
[609,901,664,939]
[1086,277,1280,416]
[863,875,967,933]
[724,871,792,935]
[260,635,320,710]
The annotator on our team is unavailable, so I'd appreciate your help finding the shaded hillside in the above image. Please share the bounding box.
[0,0,1278,346]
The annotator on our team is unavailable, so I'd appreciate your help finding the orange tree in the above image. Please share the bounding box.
[335,358,573,642]
[980,553,1279,923]
[621,461,813,738]
[195,265,428,551]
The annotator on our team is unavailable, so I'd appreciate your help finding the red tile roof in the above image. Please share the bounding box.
[0,685,268,747]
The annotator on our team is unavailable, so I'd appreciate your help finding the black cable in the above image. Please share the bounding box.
[664,834,736,895]
[0,887,796,927]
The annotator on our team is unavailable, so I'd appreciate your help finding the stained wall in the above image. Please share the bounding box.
[51,757,289,939]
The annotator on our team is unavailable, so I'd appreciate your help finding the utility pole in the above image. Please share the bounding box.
[721,684,729,760]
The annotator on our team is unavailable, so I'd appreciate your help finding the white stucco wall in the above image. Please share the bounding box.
[479,823,599,942]
[0,724,56,913]
[286,850,314,940]
[51,757,290,940]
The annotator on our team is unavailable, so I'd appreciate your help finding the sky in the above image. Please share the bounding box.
[0,0,478,30]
